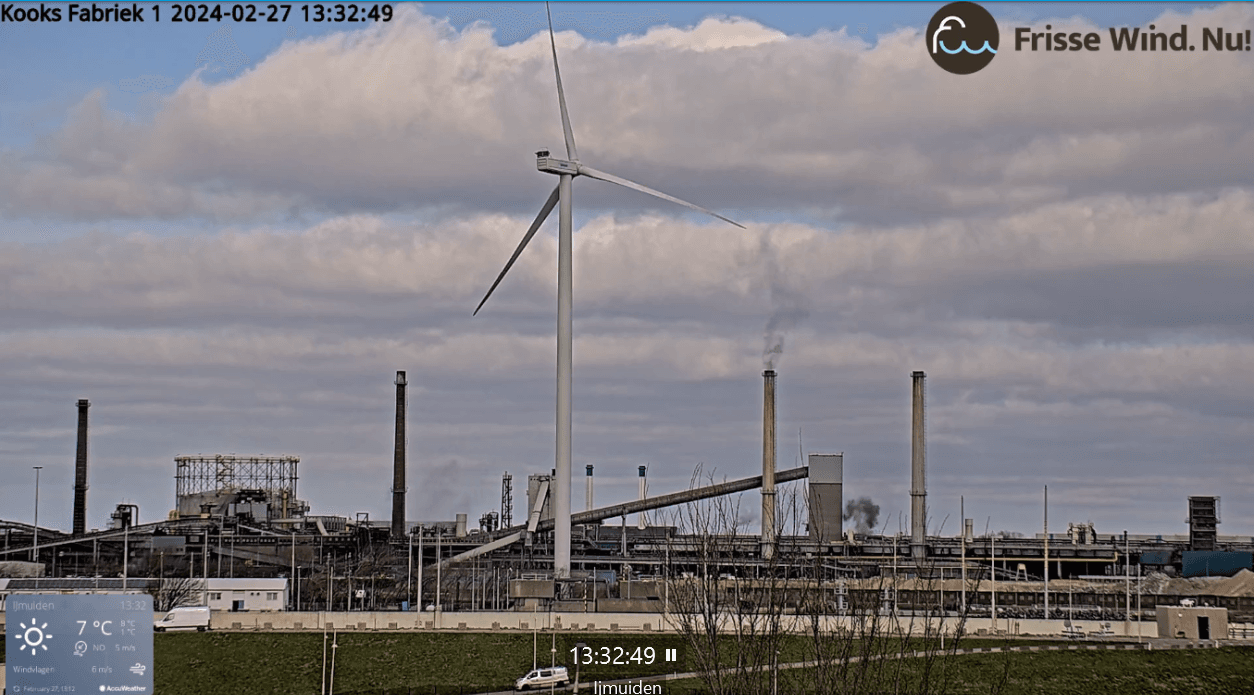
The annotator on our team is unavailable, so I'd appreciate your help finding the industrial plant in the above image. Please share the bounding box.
[3,369,1252,631]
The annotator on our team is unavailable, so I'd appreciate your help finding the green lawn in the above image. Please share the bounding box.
[19,631,1234,694]
[151,631,1038,694]
[659,647,1254,695]
[154,632,692,694]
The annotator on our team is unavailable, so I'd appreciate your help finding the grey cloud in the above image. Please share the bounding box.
[2,4,1253,538]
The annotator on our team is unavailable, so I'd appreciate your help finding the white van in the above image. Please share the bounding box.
[515,666,569,690]
[154,606,211,632]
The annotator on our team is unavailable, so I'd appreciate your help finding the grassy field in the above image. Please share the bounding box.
[660,647,1254,695]
[7,630,1249,693]
[908,647,1254,695]
[141,632,1254,695]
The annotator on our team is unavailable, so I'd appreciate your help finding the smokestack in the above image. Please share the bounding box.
[73,399,90,536]
[391,371,407,539]
[911,371,926,561]
[637,466,647,530]
[586,465,594,512]
[762,369,777,560]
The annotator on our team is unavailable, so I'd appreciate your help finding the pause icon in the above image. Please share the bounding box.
[665,648,678,662]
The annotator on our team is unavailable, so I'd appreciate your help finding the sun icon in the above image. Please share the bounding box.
[15,620,53,656]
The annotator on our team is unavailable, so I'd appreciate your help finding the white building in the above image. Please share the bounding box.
[204,578,288,611]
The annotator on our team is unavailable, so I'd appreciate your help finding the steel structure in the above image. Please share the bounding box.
[1188,496,1219,551]
[175,455,299,500]
[501,473,513,529]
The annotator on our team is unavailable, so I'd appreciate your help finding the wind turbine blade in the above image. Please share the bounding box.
[577,165,745,228]
[546,2,579,161]
[473,185,562,316]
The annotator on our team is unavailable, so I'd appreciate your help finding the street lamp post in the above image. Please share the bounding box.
[32,466,43,563]
[549,630,557,695]
[574,642,585,693]
[1124,530,1131,637]
[991,532,997,633]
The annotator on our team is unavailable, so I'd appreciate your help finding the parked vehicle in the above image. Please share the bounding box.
[154,606,211,632]
[515,666,569,690]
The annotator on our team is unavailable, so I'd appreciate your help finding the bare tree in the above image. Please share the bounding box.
[664,467,1010,695]
[149,577,206,612]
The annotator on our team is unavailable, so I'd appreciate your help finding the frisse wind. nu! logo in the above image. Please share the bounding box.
[927,2,1000,74]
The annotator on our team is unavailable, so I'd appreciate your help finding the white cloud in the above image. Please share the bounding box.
[1,4,1249,223]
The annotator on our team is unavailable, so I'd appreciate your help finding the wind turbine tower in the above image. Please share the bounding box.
[473,5,742,579]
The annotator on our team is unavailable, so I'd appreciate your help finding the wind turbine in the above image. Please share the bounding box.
[473,4,744,580]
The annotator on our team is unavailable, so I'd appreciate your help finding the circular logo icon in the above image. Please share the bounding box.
[927,2,999,74]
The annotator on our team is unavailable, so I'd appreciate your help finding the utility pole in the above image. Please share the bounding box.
[1043,485,1049,621]
[1124,530,1131,638]
[407,527,413,609]
[960,496,966,615]
[122,522,129,591]
[1137,563,1143,642]
[436,529,442,621]
[991,532,997,633]
[32,466,43,563]
[549,626,557,695]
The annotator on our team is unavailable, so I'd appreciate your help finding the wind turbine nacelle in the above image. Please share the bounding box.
[537,153,579,176]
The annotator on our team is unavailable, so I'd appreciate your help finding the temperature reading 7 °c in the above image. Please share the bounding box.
[79,619,112,635]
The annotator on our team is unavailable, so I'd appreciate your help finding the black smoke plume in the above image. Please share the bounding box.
[843,497,880,534]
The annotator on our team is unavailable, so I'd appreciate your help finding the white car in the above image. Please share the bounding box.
[154,606,211,632]
[515,666,569,690]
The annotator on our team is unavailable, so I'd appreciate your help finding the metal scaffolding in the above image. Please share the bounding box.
[175,454,300,500]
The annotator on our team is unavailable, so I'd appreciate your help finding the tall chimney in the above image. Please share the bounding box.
[586,465,594,512]
[637,465,647,530]
[391,371,407,539]
[762,369,777,560]
[910,371,926,562]
[73,399,90,536]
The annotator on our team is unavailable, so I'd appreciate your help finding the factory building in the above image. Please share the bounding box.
[2,376,1253,628]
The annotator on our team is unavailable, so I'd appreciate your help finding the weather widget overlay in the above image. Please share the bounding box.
[6,594,154,694]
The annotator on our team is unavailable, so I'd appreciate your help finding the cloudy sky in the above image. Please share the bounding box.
[1,2,1251,541]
